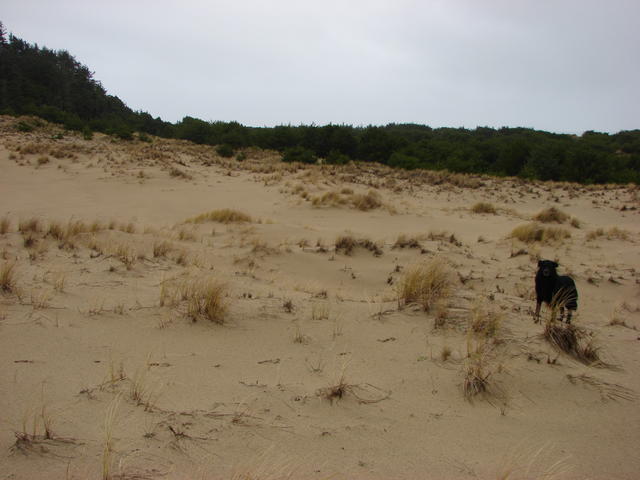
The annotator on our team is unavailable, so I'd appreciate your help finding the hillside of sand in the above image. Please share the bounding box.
[0,116,639,479]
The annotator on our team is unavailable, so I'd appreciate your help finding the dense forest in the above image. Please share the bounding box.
[1,22,639,184]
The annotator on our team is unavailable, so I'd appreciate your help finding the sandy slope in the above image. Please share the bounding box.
[0,116,639,479]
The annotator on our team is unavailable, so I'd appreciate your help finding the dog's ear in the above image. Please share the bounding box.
[552,261,559,268]
[538,260,543,267]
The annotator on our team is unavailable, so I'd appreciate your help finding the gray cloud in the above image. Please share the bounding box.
[4,0,639,133]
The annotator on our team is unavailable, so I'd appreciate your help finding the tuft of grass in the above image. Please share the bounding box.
[18,217,42,234]
[162,278,229,324]
[102,394,121,480]
[0,216,11,234]
[311,301,330,321]
[311,191,348,207]
[509,222,571,244]
[311,189,383,211]
[283,299,294,313]
[397,258,452,312]
[471,202,497,214]
[587,226,631,241]
[543,314,602,366]
[533,207,569,223]
[440,345,452,361]
[186,280,228,323]
[335,235,383,256]
[351,189,383,211]
[463,336,491,399]
[469,300,502,338]
[169,166,192,180]
[152,240,174,258]
[186,208,252,224]
[0,262,17,294]
[392,234,422,249]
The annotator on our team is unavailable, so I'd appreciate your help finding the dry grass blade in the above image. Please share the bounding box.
[566,374,637,402]
[316,364,390,405]
[543,319,603,366]
[102,393,122,480]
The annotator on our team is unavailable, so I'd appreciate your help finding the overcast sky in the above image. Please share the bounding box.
[3,1,639,133]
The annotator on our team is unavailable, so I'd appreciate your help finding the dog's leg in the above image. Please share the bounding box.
[566,310,572,324]
[534,301,541,323]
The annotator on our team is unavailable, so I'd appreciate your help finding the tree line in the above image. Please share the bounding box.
[1,21,638,184]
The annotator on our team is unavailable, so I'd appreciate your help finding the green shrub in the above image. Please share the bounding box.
[282,146,317,164]
[17,121,34,132]
[325,150,350,165]
[137,132,152,142]
[216,144,235,158]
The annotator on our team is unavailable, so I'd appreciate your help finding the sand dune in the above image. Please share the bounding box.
[1,116,639,479]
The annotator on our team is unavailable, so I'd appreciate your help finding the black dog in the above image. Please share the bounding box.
[534,260,578,323]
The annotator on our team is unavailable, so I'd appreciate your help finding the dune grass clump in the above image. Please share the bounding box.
[542,301,602,366]
[335,235,383,256]
[1,262,17,294]
[152,240,174,258]
[311,191,348,208]
[463,336,491,399]
[186,209,252,224]
[586,226,631,241]
[392,234,422,249]
[351,190,383,211]
[471,202,497,214]
[0,216,10,234]
[18,217,42,234]
[186,280,228,323]
[161,278,229,324]
[469,301,503,338]
[397,258,452,312]
[311,189,383,211]
[46,219,91,248]
[509,223,571,244]
[533,207,569,223]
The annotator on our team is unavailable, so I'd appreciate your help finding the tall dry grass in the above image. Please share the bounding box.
[161,277,229,324]
[186,209,252,224]
[397,258,452,312]
[509,223,571,244]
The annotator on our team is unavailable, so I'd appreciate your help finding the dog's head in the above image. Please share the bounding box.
[537,260,559,278]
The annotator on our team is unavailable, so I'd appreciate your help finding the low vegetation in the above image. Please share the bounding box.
[471,202,497,214]
[393,234,423,249]
[160,277,229,324]
[586,226,631,241]
[509,223,571,244]
[311,189,383,211]
[335,235,383,256]
[463,335,492,400]
[533,207,569,223]
[0,262,17,293]
[543,320,601,365]
[397,258,452,312]
[186,209,252,224]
